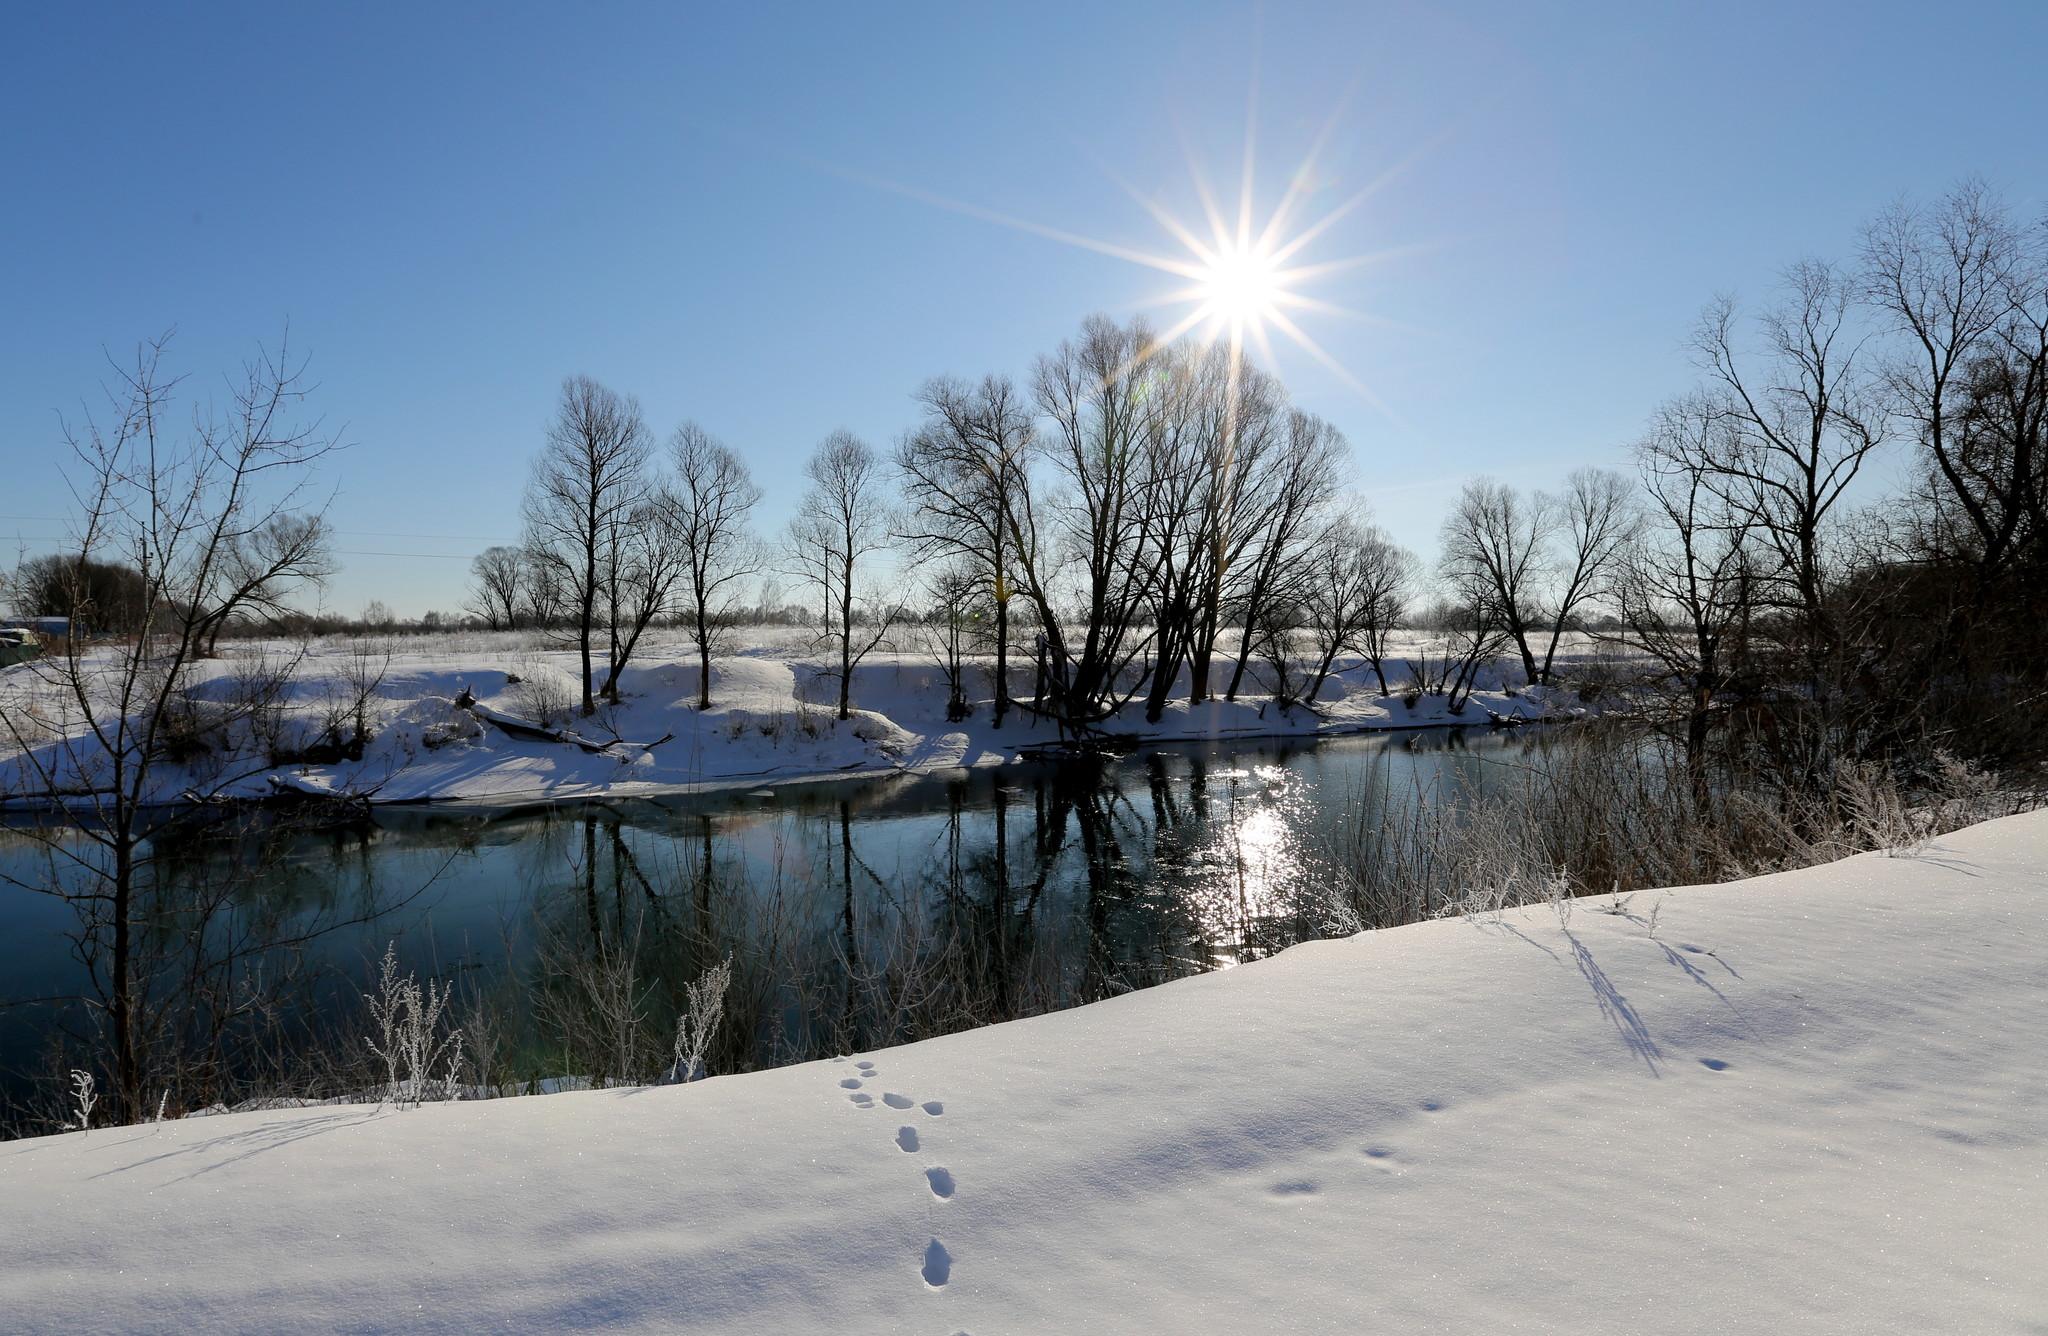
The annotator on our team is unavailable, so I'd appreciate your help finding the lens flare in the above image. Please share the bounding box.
[1194,241,1286,329]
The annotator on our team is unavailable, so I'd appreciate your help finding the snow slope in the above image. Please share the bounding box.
[9,813,2040,1334]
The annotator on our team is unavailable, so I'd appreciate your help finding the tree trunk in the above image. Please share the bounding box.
[1142,641,1179,725]
[1188,644,1213,703]
[578,551,597,717]
[696,609,713,711]
[837,561,853,722]
[1508,614,1539,686]
[1305,645,1340,702]
[111,836,137,1122]
[1685,696,1711,807]
[1224,605,1257,700]
[992,597,1009,729]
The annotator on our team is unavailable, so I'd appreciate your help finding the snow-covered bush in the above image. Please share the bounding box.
[68,1069,97,1134]
[364,943,464,1108]
[669,955,732,1084]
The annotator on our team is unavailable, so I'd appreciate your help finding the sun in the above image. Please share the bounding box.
[813,78,1428,410]
[1194,240,1287,330]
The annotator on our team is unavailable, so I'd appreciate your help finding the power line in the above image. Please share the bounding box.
[3,533,486,560]
[0,516,512,543]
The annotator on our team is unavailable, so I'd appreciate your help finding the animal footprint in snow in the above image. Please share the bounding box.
[881,1092,914,1110]
[925,1166,955,1199]
[856,1060,876,1073]
[896,1125,920,1153]
[839,1077,863,1090]
[921,1100,943,1116]
[848,1092,873,1107]
[921,1238,952,1288]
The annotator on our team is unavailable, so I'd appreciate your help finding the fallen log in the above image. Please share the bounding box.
[467,700,672,755]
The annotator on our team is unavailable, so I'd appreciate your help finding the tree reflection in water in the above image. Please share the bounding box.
[1,728,1543,1124]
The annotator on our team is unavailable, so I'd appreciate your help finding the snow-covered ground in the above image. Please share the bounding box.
[3,810,2041,1333]
[0,629,1613,807]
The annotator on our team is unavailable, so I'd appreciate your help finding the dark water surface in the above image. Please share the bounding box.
[0,726,1553,1111]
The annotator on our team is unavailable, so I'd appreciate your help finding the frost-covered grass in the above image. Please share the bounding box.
[2,809,2042,1333]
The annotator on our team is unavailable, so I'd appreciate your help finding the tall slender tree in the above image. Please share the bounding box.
[670,422,762,709]
[521,376,650,716]
[895,375,1034,726]
[788,431,898,720]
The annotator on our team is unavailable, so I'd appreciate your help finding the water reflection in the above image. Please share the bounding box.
[0,726,1553,1113]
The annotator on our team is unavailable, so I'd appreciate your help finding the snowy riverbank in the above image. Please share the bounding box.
[3,809,2043,1333]
[1,632,1591,808]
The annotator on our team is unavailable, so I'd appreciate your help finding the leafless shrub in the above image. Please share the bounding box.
[669,954,732,1083]
[311,644,387,760]
[509,655,575,729]
[1324,728,2042,934]
[363,943,464,1107]
[68,1069,98,1134]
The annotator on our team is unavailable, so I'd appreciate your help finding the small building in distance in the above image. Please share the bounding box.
[1,617,72,640]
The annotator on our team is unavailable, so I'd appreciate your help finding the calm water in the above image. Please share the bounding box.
[0,726,1552,1112]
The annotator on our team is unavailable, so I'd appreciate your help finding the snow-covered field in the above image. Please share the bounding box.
[3,809,2041,1333]
[0,629,1614,807]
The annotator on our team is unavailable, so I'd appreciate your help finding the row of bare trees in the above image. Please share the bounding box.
[489,320,1421,730]
[888,318,1413,731]
[491,377,763,716]
[1604,180,2048,785]
[477,181,2042,770]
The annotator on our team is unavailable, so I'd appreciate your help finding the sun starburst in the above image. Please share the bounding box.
[793,79,1435,416]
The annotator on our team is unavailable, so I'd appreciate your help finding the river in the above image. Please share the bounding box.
[0,725,1556,1121]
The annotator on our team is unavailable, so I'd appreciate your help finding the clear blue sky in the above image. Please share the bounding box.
[5,1,2045,617]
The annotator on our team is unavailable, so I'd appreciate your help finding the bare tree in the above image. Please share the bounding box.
[521,547,567,629]
[466,545,528,631]
[1299,517,1413,699]
[1535,467,1635,682]
[1222,408,1347,699]
[1619,395,1760,790]
[521,376,650,716]
[1864,181,2045,584]
[7,555,149,635]
[1439,479,1553,685]
[669,423,762,709]
[895,375,1034,726]
[0,332,339,1120]
[597,492,690,702]
[1406,581,1510,714]
[1181,352,1294,705]
[1133,346,1224,723]
[1693,261,1886,677]
[920,562,984,722]
[788,431,900,720]
[1023,317,1170,725]
[190,513,335,653]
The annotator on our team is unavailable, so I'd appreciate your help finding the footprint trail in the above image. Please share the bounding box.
[829,1058,956,1299]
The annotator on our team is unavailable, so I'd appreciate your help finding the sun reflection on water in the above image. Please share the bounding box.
[1177,762,1326,968]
